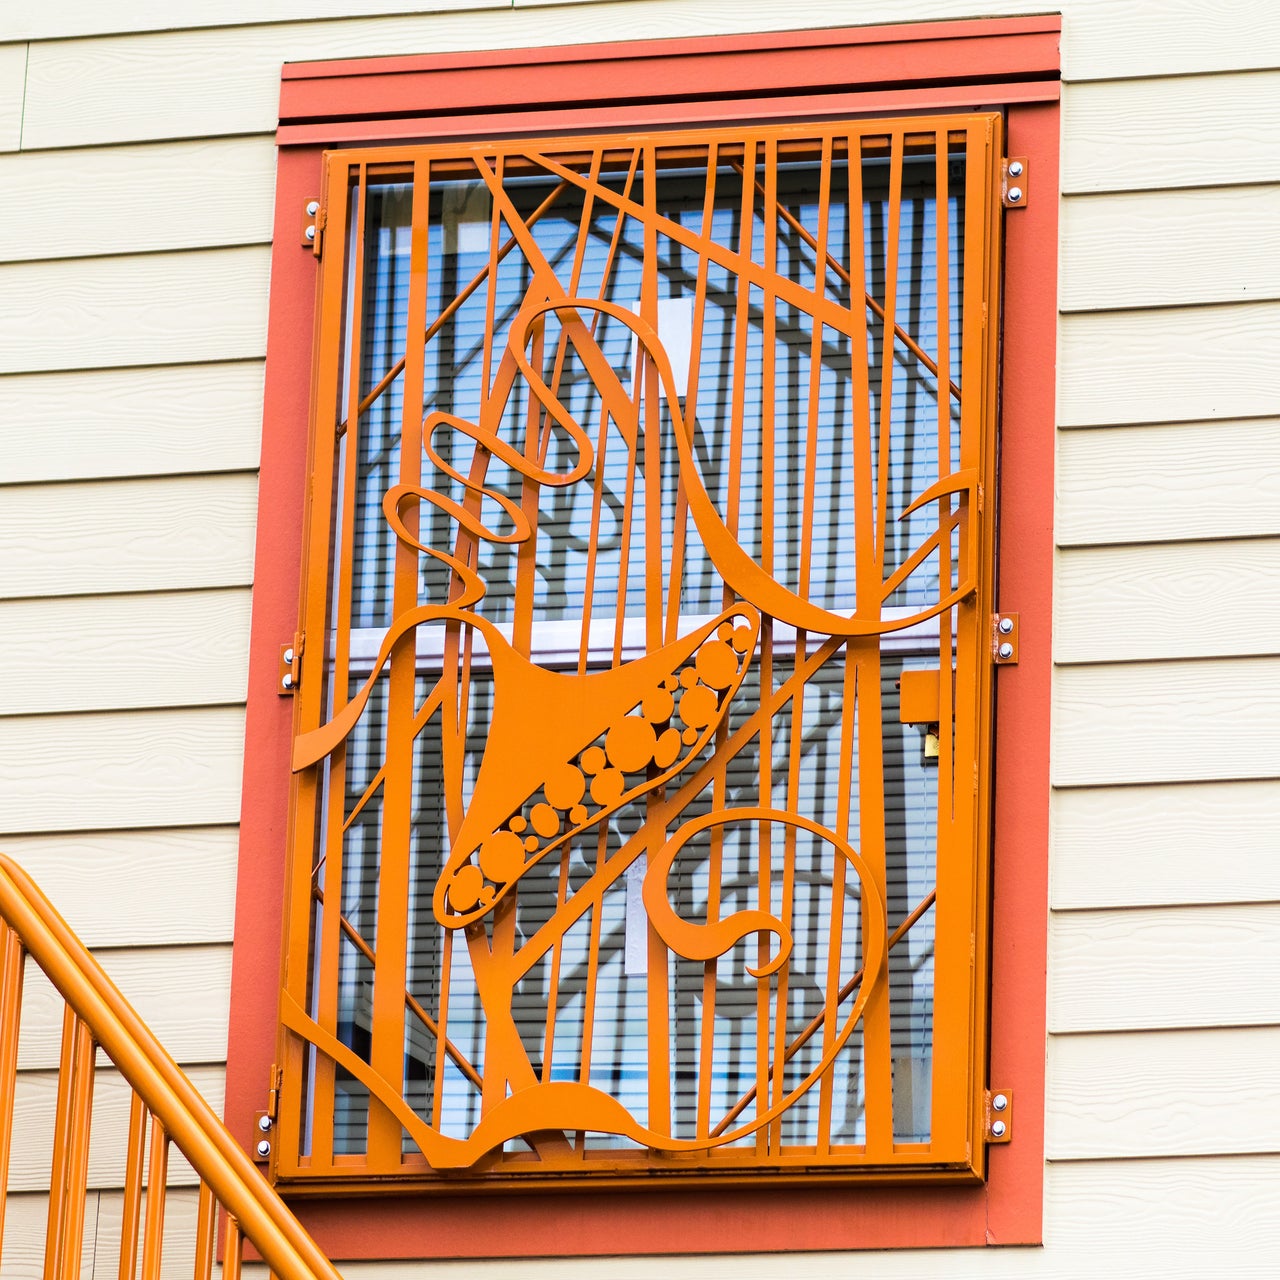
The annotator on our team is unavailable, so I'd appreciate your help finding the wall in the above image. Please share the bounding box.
[0,1,1276,1276]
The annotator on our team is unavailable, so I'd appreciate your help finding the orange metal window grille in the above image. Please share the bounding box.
[277,115,1003,1188]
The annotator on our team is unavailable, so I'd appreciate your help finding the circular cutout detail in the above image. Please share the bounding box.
[605,716,657,773]
[449,865,485,913]
[544,763,586,810]
[478,829,525,883]
[580,745,607,775]
[523,835,541,853]
[717,621,734,642]
[696,640,739,690]
[590,768,625,806]
[679,667,699,689]
[508,815,527,834]
[568,803,588,825]
[681,726,699,745]
[653,726,682,768]
[530,802,561,839]
[642,687,674,724]
[731,624,754,654]
[677,684,717,730]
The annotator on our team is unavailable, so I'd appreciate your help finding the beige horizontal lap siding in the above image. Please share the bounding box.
[1044,25,1280,1280]
[0,136,276,263]
[0,362,265,484]
[0,1,1277,1276]
[5,0,1280,79]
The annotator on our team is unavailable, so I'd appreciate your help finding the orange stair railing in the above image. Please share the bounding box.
[0,855,342,1280]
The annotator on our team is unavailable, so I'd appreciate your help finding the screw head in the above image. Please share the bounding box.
[991,1119,1007,1139]
[306,200,320,216]
[998,642,1014,660]
[992,1093,1009,1112]
[1008,186,1023,204]
[998,617,1014,635]
[256,1139,271,1158]
[282,672,294,689]
[283,647,294,664]
[257,1114,273,1132]
[1008,160,1024,178]
[305,225,317,241]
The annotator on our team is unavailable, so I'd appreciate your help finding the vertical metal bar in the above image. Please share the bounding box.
[578,150,640,673]
[368,154,433,1171]
[138,1118,169,1280]
[117,1095,146,1280]
[0,924,25,1265]
[640,141,672,1139]
[56,1016,96,1280]
[725,138,756,544]
[693,145,725,1141]
[306,158,366,1171]
[222,1215,242,1280]
[858,126,905,1161]
[932,116,1002,1158]
[43,1006,78,1280]
[191,1182,216,1280]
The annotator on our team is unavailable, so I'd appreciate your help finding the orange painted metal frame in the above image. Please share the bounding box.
[230,16,1058,1258]
[280,117,997,1186]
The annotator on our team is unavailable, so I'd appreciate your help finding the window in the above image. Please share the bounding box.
[277,114,999,1186]
[231,18,1057,1254]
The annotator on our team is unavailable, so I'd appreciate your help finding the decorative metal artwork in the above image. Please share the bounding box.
[278,115,1003,1184]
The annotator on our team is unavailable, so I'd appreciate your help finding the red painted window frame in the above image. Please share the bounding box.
[228,16,1059,1259]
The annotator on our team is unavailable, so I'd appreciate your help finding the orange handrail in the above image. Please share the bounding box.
[0,855,342,1280]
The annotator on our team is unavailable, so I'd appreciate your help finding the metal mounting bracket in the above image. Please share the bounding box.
[993,612,1019,665]
[984,1088,1013,1143]
[1001,157,1029,208]
[301,197,324,254]
[278,634,303,695]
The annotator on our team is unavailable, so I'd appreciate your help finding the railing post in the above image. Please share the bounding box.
[0,924,25,1268]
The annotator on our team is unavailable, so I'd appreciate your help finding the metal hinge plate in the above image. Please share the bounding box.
[252,1065,282,1162]
[278,633,303,695]
[984,1088,1013,1143]
[301,197,324,255]
[993,612,1019,665]
[1001,157,1029,209]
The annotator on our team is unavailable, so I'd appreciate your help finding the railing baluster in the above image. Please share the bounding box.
[223,1215,243,1280]
[118,1094,147,1280]
[56,1016,97,1280]
[44,1006,79,1280]
[192,1182,216,1280]
[139,1118,169,1280]
[0,923,25,1267]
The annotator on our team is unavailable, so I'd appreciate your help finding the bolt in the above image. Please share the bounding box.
[282,672,294,689]
[283,647,294,664]
[256,1139,271,1158]
[1007,160,1024,178]
[257,1114,273,1132]
[998,642,1014,660]
[991,1119,1007,1139]
[1008,187,1023,204]
[998,617,1014,635]
[306,200,319,216]
[992,1093,1008,1112]
[305,225,317,241]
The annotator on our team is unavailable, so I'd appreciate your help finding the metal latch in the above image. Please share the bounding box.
[993,613,1019,665]
[278,634,303,695]
[984,1089,1013,1143]
[1001,157,1029,209]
